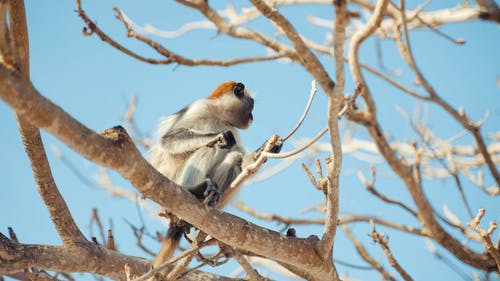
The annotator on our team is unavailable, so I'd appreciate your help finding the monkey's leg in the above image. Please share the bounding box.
[210,151,243,194]
[180,146,228,202]
[153,147,226,268]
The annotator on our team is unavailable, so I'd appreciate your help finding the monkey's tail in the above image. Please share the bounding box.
[153,221,189,267]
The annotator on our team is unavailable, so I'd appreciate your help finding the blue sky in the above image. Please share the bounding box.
[1,1,499,280]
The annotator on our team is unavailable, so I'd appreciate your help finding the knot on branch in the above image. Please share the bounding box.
[99,125,134,147]
[0,231,21,262]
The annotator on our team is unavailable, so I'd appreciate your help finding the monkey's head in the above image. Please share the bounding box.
[208,81,254,130]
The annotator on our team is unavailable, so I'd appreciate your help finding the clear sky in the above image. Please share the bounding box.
[1,1,499,280]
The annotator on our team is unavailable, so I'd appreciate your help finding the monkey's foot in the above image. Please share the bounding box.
[202,180,220,206]
[187,179,220,206]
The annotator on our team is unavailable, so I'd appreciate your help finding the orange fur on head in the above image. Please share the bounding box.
[208,81,237,99]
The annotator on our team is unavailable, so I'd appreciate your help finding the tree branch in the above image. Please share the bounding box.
[248,0,335,93]
[371,224,414,281]
[0,64,336,280]
[468,209,500,272]
[347,0,498,271]
[342,226,395,281]
[317,0,348,259]
[176,0,299,61]
[0,233,149,281]
[3,0,86,245]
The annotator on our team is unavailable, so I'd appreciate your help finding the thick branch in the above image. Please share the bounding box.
[0,234,149,281]
[4,0,86,245]
[317,0,348,259]
[0,234,240,281]
[0,65,335,280]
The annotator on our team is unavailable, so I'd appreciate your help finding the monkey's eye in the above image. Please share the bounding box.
[233,82,245,98]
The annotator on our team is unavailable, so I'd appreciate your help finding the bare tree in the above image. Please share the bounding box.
[1,0,499,280]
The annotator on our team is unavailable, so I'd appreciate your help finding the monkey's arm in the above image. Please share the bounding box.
[161,128,235,155]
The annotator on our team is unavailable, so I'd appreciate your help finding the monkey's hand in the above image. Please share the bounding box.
[207,131,236,149]
[187,179,220,206]
[255,137,283,157]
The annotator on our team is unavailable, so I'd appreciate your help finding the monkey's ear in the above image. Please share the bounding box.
[233,82,245,98]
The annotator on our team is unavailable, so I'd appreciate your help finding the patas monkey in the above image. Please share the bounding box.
[149,81,280,267]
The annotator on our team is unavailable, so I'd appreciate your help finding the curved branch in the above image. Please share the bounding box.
[283,80,318,142]
[4,0,86,245]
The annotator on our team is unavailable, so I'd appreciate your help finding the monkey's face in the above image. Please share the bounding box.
[209,82,254,130]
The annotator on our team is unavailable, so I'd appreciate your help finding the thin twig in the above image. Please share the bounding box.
[235,201,429,237]
[342,226,395,281]
[371,222,414,281]
[218,134,282,206]
[115,5,286,66]
[265,127,328,159]
[164,244,198,280]
[226,247,264,281]
[301,159,328,192]
[90,208,106,244]
[266,84,362,160]
[283,80,318,141]
[76,0,170,64]
[415,15,466,44]
[357,168,418,217]
[130,243,202,281]
[395,106,474,218]
[175,0,298,60]
[468,209,500,272]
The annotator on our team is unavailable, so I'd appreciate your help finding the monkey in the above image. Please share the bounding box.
[148,81,281,268]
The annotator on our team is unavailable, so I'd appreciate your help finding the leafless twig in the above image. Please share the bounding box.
[468,209,500,272]
[342,225,395,281]
[371,222,414,281]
